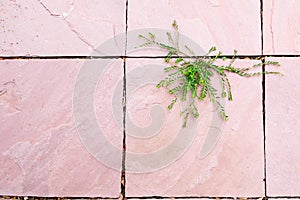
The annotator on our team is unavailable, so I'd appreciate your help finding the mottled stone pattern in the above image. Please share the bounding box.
[263,0,300,195]
[0,60,123,197]
[263,0,300,54]
[125,59,264,197]
[0,0,300,198]
[266,58,300,196]
[0,0,126,56]
[128,0,261,56]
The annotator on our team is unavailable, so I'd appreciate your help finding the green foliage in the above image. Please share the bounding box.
[138,20,281,128]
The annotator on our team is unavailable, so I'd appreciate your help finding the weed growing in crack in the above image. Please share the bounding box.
[137,20,281,128]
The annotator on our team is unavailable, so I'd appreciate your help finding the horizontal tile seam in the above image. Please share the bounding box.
[2,196,300,199]
[0,55,299,60]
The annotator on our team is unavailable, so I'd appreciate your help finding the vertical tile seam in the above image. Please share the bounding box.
[260,0,268,197]
[121,0,129,199]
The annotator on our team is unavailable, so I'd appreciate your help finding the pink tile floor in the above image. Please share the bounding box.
[0,0,299,199]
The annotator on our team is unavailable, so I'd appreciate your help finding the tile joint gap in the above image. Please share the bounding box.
[0,55,299,60]
[121,0,129,199]
[260,0,267,197]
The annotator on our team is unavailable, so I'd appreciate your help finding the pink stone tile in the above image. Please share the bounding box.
[266,58,300,196]
[0,59,123,197]
[127,0,261,56]
[125,59,264,197]
[263,0,300,55]
[0,0,126,56]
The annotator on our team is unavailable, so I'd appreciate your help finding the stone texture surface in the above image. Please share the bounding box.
[263,0,300,55]
[0,59,123,197]
[125,59,264,197]
[1,0,300,198]
[266,58,300,196]
[127,0,261,56]
[0,0,126,56]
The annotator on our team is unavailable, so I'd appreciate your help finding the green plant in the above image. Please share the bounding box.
[138,20,281,128]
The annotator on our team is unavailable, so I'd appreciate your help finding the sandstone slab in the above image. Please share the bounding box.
[0,59,123,197]
[0,0,126,56]
[127,0,261,56]
[266,58,300,196]
[263,0,300,55]
[125,58,264,197]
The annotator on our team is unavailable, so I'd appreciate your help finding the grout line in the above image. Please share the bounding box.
[121,59,126,199]
[0,196,119,199]
[124,54,300,58]
[0,56,120,59]
[125,0,129,56]
[2,196,300,200]
[268,196,300,199]
[261,0,264,55]
[121,0,129,199]
[126,196,261,199]
[262,57,267,197]
[128,54,300,58]
[0,55,299,60]
[260,0,268,197]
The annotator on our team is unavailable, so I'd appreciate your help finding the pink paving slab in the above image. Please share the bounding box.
[266,58,300,196]
[0,59,123,197]
[127,0,261,56]
[0,0,126,56]
[125,58,265,197]
[263,0,300,55]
